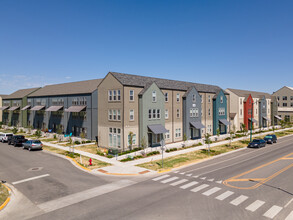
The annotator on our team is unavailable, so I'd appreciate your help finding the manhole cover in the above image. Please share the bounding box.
[28,167,43,172]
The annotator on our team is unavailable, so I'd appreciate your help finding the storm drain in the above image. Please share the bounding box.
[28,167,43,172]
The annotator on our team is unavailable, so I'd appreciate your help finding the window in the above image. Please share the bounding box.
[157,109,161,119]
[190,109,193,117]
[152,91,157,102]
[117,90,121,101]
[248,109,252,115]
[153,109,156,118]
[291,103,293,107]
[109,109,121,121]
[109,127,121,148]
[192,94,196,102]
[129,110,134,121]
[208,108,211,116]
[165,93,168,102]
[219,108,225,116]
[165,109,169,119]
[291,96,293,101]
[176,93,180,102]
[240,109,242,116]
[148,109,152,119]
[113,90,117,101]
[177,109,180,118]
[195,108,199,117]
[207,125,212,134]
[208,95,211,103]
[128,134,136,145]
[200,95,203,103]
[112,110,116,120]
[129,90,134,101]
[117,110,121,121]
[283,96,287,100]
[283,103,288,107]
[277,96,280,101]
[165,130,170,139]
[220,96,223,103]
[190,108,199,117]
[108,91,112,101]
[108,110,112,120]
[175,128,181,138]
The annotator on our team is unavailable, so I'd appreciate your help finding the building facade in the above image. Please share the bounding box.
[273,86,293,123]
[0,95,7,123]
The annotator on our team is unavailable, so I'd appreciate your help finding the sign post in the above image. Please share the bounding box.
[160,139,165,168]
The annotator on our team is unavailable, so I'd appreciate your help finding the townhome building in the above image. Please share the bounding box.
[0,95,8,123]
[226,88,277,131]
[27,79,102,140]
[272,86,293,123]
[1,88,41,127]
[98,72,229,151]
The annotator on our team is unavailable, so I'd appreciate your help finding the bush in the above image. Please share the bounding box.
[197,142,203,146]
[97,150,104,156]
[107,155,113,158]
[12,127,18,134]
[86,140,92,143]
[146,151,160,157]
[82,141,86,144]
[118,147,143,156]
[74,141,81,145]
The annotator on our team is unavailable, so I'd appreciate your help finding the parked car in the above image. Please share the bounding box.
[8,135,27,147]
[264,135,277,144]
[22,140,43,151]
[248,139,266,148]
[0,133,13,143]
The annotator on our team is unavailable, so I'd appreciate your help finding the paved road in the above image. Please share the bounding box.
[1,135,293,219]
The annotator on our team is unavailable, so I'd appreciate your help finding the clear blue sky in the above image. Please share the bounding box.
[0,0,292,94]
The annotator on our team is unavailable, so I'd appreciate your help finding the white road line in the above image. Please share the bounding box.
[285,198,293,207]
[190,184,209,192]
[173,171,179,173]
[193,175,199,178]
[207,178,214,182]
[230,195,248,206]
[152,175,170,181]
[38,180,136,213]
[285,211,293,220]
[180,181,198,189]
[186,174,192,177]
[245,200,265,212]
[12,174,50,185]
[179,172,185,175]
[263,205,283,219]
[216,191,234,201]
[200,177,206,180]
[216,180,222,184]
[161,176,179,184]
[170,179,188,186]
[202,187,221,196]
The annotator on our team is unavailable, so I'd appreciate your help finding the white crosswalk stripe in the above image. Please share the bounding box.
[216,191,234,201]
[191,184,209,192]
[161,177,179,184]
[202,187,221,196]
[263,205,283,219]
[173,171,179,173]
[193,176,199,178]
[152,175,170,181]
[179,172,185,175]
[180,181,198,189]
[285,211,293,220]
[200,177,206,180]
[207,178,214,182]
[186,174,192,177]
[170,179,188,186]
[230,195,248,206]
[216,180,222,184]
[245,200,265,212]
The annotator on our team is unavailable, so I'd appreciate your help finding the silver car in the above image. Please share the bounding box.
[23,140,43,151]
[0,133,13,143]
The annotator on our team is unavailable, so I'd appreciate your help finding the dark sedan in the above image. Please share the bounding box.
[248,139,266,148]
[264,135,277,144]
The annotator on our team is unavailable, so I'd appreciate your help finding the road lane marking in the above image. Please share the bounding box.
[38,180,136,213]
[245,200,265,212]
[216,191,234,201]
[263,205,283,219]
[170,179,188,186]
[152,175,170,181]
[200,177,206,180]
[173,171,179,173]
[190,184,209,192]
[202,187,221,196]
[285,211,293,220]
[180,181,198,189]
[186,174,192,177]
[179,172,185,175]
[230,195,248,206]
[216,180,222,184]
[207,178,214,182]
[285,198,293,208]
[161,177,179,184]
[12,174,50,185]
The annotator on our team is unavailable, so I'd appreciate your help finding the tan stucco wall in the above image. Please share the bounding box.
[172,90,185,142]
[162,89,174,143]
[273,87,293,122]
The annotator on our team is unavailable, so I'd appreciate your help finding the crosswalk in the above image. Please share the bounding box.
[152,173,292,219]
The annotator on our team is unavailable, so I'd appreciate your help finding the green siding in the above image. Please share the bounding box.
[213,90,228,135]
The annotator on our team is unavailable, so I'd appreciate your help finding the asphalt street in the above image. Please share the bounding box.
[1,134,293,220]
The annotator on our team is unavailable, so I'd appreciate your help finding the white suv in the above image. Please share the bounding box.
[0,133,13,143]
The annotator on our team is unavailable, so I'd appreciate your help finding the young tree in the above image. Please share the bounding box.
[12,127,18,134]
[35,129,41,139]
[128,131,134,151]
[204,133,211,155]
[140,136,147,155]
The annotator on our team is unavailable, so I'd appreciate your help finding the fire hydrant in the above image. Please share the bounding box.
[89,158,92,166]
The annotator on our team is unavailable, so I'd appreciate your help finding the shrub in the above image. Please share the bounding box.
[86,140,92,143]
[146,151,160,157]
[97,150,104,156]
[74,141,81,145]
[107,155,113,158]
[197,142,203,146]
[82,141,86,144]
[12,127,18,134]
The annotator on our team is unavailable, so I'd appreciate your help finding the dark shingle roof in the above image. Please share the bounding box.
[0,95,8,99]
[3,88,41,100]
[110,72,225,94]
[28,79,102,97]
[227,88,272,99]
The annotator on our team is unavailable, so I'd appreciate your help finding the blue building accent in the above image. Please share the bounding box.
[213,90,228,135]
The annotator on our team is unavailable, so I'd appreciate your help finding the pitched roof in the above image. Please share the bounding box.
[226,88,272,99]
[286,86,293,91]
[28,79,102,97]
[0,94,8,99]
[110,72,225,94]
[3,88,41,100]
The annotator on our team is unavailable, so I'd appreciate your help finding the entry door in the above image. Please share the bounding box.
[220,124,225,133]
[148,133,152,147]
[194,129,200,138]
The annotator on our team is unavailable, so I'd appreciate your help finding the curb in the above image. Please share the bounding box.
[97,168,151,176]
[66,156,92,172]
[0,183,11,212]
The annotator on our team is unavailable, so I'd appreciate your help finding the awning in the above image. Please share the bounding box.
[262,116,270,121]
[21,105,31,111]
[219,118,231,126]
[30,105,45,111]
[65,105,86,113]
[148,124,168,134]
[190,121,205,129]
[8,106,20,111]
[45,106,63,112]
[0,106,9,110]
[229,113,237,119]
[248,118,258,123]
[274,115,282,120]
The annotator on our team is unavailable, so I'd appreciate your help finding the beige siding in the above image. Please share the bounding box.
[162,89,173,143]
[172,90,184,142]
[201,92,213,135]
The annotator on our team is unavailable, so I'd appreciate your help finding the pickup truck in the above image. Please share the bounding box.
[8,135,28,147]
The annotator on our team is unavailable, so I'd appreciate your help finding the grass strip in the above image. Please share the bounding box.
[0,184,9,207]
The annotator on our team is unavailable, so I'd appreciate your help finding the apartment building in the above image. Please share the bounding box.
[1,88,41,127]
[27,79,102,140]
[273,86,293,123]
[226,88,276,131]
[98,72,229,151]
[0,95,8,123]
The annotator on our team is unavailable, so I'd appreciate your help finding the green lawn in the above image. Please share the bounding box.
[0,184,9,207]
